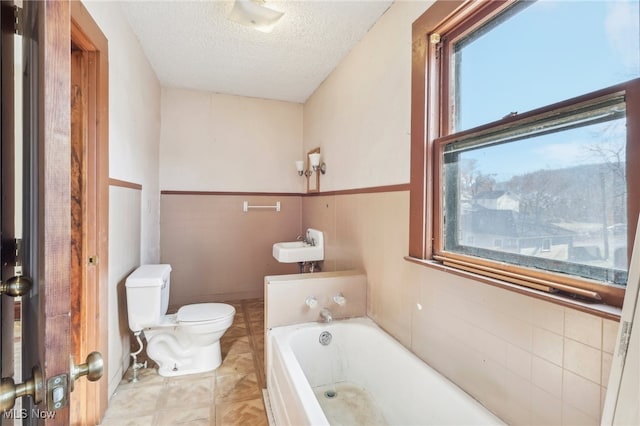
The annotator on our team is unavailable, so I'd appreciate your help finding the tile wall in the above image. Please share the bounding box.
[160,194,301,306]
[302,189,621,425]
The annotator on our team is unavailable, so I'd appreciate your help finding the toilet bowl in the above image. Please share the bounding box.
[144,303,235,376]
[125,265,235,377]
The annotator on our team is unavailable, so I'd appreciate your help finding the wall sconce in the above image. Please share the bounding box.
[309,152,326,175]
[299,148,324,193]
[295,160,307,176]
[295,151,326,177]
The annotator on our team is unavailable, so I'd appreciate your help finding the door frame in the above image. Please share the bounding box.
[69,2,109,424]
[1,0,17,396]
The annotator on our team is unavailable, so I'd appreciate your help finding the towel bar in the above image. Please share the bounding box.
[243,201,281,212]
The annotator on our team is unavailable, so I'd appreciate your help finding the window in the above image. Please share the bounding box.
[410,0,640,308]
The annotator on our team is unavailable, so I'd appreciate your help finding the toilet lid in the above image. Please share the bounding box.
[177,303,235,323]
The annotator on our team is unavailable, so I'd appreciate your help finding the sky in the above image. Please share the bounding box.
[453,0,639,181]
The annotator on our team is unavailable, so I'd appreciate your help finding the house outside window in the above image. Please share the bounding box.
[411,0,640,308]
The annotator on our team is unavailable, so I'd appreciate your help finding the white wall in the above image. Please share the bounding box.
[106,187,141,398]
[84,1,161,265]
[159,88,303,192]
[83,0,162,398]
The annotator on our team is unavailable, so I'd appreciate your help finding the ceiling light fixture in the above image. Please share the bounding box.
[228,0,285,33]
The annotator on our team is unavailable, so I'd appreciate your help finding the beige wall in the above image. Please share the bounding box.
[107,186,141,398]
[301,1,619,424]
[265,271,367,329]
[83,0,162,398]
[303,191,617,425]
[157,83,305,305]
[84,0,161,265]
[303,0,431,191]
[159,88,304,193]
[161,194,302,306]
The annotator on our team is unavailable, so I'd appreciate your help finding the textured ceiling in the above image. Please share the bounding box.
[121,1,394,103]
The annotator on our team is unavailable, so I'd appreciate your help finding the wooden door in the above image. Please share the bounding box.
[20,0,73,424]
[0,1,106,423]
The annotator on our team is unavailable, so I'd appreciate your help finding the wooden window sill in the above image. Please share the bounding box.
[404,256,622,322]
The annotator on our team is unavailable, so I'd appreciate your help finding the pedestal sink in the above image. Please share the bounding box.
[273,229,324,263]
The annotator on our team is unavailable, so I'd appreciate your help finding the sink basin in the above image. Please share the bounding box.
[273,229,324,263]
[272,241,323,263]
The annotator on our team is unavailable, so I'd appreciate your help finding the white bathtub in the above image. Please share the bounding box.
[267,317,505,426]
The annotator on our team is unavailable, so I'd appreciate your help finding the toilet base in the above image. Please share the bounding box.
[148,336,223,377]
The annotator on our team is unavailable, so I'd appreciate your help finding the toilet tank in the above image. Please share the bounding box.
[125,264,172,332]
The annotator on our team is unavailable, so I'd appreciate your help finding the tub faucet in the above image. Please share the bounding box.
[319,308,333,323]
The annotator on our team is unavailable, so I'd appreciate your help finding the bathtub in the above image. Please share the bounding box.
[266,317,505,426]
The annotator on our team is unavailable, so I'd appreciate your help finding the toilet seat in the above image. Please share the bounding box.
[177,303,235,325]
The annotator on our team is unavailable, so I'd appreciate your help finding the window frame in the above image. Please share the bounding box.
[409,0,640,310]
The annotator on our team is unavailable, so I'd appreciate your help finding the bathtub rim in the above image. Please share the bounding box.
[267,316,506,426]
[267,322,333,425]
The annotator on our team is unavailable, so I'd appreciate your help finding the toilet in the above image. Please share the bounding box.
[125,264,235,377]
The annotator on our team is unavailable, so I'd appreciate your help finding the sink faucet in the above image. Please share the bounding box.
[319,308,333,323]
[296,233,315,246]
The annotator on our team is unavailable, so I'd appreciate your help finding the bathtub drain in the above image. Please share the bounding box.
[324,390,337,399]
[319,331,332,346]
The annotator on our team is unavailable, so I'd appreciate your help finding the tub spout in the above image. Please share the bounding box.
[319,308,333,323]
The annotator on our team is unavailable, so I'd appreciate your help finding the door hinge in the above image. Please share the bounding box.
[13,6,23,36]
[618,320,632,358]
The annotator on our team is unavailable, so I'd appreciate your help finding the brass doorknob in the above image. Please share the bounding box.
[70,351,103,391]
[0,276,32,297]
[0,366,44,412]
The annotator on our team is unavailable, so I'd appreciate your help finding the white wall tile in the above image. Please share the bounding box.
[531,299,565,335]
[565,309,602,349]
[474,328,509,366]
[562,370,601,420]
[602,319,619,354]
[502,370,532,425]
[562,403,599,426]
[601,351,613,387]
[531,385,562,425]
[493,314,534,352]
[488,289,534,325]
[532,356,563,397]
[533,327,564,365]
[563,338,602,384]
[600,386,607,418]
[506,343,532,380]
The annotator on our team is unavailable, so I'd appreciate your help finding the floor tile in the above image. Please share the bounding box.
[215,373,262,404]
[105,384,165,418]
[216,398,268,426]
[216,352,256,377]
[101,298,267,426]
[249,319,264,336]
[221,335,252,357]
[158,376,215,408]
[225,321,249,338]
[101,415,156,426]
[152,404,214,426]
[246,309,263,323]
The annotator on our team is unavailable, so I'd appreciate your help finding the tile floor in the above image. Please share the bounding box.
[100,299,268,426]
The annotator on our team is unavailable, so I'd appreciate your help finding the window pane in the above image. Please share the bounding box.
[453,0,640,131]
[443,100,628,286]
